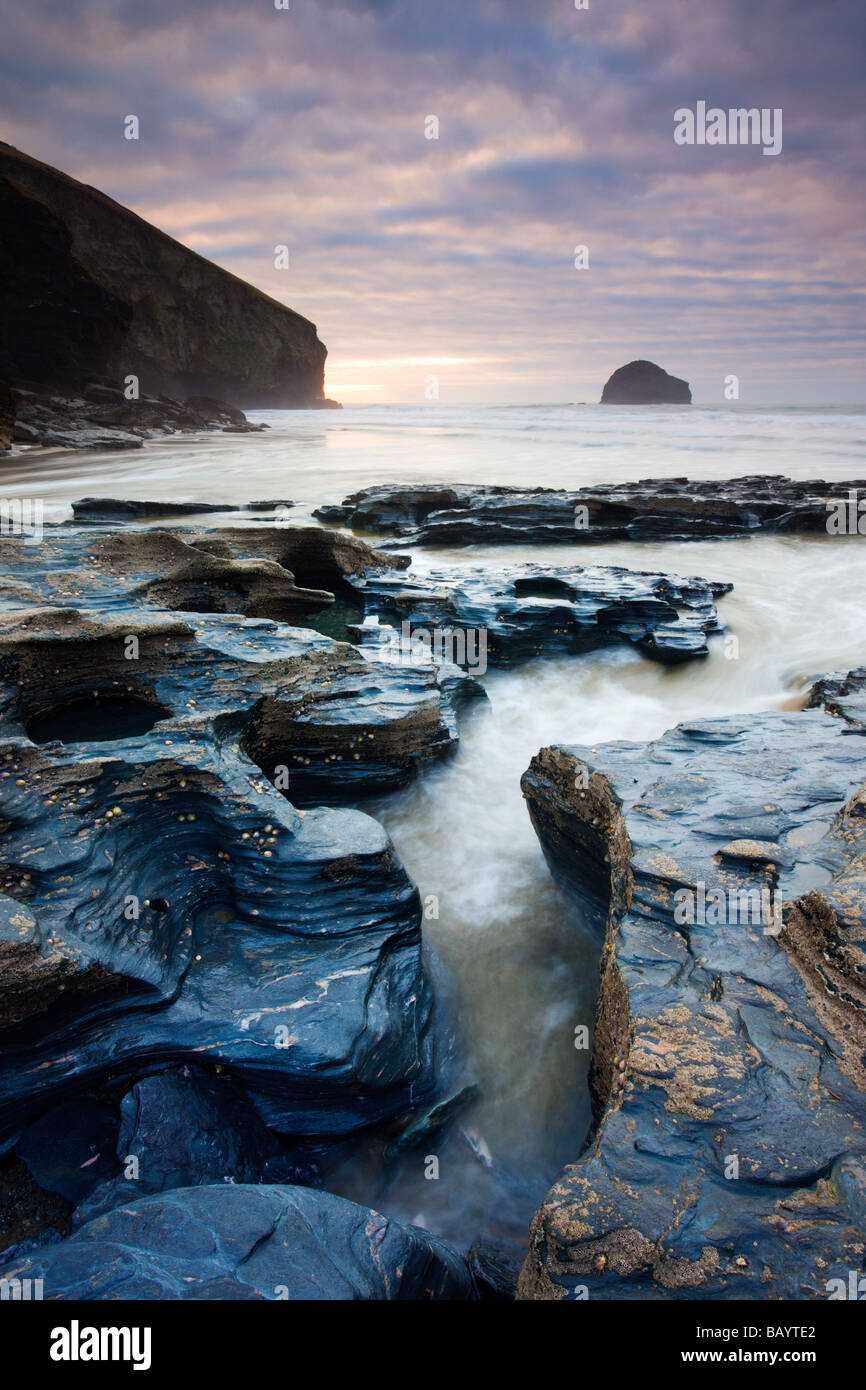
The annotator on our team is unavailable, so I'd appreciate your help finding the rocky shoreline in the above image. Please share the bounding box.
[1,383,272,454]
[0,497,863,1300]
[317,476,866,546]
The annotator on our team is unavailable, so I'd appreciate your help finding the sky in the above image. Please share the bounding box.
[1,0,864,405]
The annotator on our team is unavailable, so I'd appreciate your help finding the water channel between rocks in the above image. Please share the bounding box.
[323,534,866,1252]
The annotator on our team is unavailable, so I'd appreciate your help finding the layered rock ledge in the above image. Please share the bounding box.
[0,524,482,1183]
[4,387,269,454]
[316,476,866,546]
[0,508,742,1293]
[518,695,866,1299]
[353,563,730,666]
[1,509,730,669]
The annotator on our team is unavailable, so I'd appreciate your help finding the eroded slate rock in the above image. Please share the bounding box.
[518,710,866,1300]
[0,518,727,673]
[72,499,238,521]
[16,1100,120,1206]
[353,563,729,666]
[8,389,270,452]
[1,521,405,628]
[0,727,434,1148]
[317,476,866,547]
[0,606,482,802]
[71,499,292,522]
[71,1067,315,1224]
[0,1184,475,1299]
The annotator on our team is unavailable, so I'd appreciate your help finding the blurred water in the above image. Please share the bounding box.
[1,402,865,523]
[326,534,866,1249]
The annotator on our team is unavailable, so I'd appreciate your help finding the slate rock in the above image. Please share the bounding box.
[0,1184,476,1299]
[74,1067,315,1224]
[353,563,729,666]
[317,476,866,547]
[518,709,866,1299]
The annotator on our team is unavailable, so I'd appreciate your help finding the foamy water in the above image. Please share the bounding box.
[2,401,865,522]
[4,403,865,1251]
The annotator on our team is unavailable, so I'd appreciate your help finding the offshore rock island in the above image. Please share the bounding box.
[600,360,692,405]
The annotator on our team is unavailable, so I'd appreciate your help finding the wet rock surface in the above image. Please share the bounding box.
[0,726,434,1146]
[0,521,488,1277]
[353,563,730,665]
[0,510,729,674]
[0,519,402,622]
[806,666,866,726]
[72,498,293,522]
[67,1067,318,1223]
[0,524,478,799]
[1,1183,475,1299]
[518,705,866,1299]
[0,506,497,1295]
[5,385,268,452]
[0,504,830,1302]
[317,475,866,546]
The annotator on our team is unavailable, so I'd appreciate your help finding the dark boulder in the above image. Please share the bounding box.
[16,1100,120,1206]
[72,1068,315,1224]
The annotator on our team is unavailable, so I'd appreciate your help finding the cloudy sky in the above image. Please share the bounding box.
[2,0,864,403]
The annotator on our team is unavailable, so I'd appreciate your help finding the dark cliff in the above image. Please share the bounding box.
[0,142,329,408]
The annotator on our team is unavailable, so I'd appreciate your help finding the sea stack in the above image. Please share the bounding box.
[600,359,691,405]
[0,142,330,409]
